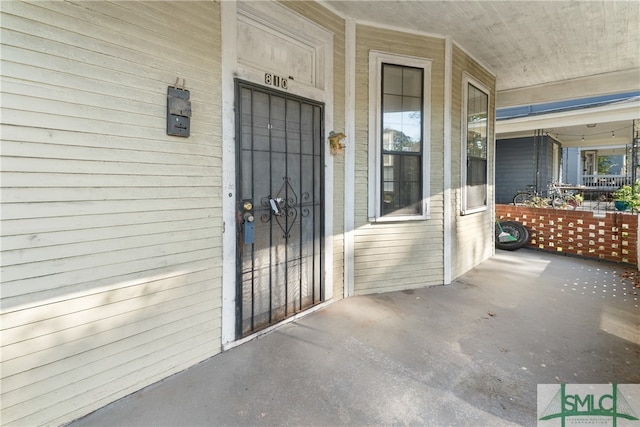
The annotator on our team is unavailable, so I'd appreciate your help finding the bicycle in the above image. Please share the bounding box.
[548,183,581,209]
[512,183,580,209]
[512,185,539,206]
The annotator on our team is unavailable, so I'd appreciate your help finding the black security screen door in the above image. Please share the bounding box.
[235,80,324,338]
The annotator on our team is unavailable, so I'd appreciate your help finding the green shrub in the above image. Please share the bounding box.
[613,182,640,210]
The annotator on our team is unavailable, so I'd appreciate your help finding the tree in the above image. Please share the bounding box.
[383,127,419,152]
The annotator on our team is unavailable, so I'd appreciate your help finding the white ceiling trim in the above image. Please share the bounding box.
[352,17,447,42]
[497,69,640,108]
[496,99,640,134]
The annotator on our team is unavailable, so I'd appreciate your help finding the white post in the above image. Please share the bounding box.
[344,18,356,297]
[443,36,453,284]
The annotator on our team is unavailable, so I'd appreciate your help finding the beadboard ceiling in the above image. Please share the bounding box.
[324,0,640,142]
[325,0,639,95]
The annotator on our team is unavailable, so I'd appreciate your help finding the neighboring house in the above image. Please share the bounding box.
[1,1,496,425]
[495,132,638,205]
[495,134,561,204]
[495,95,640,203]
[496,135,635,204]
[564,145,633,189]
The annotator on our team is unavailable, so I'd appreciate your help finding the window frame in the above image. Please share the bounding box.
[461,73,491,215]
[368,51,432,222]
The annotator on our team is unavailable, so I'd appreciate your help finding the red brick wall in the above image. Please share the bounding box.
[496,205,639,266]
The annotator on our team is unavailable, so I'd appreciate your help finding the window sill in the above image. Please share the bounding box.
[368,214,431,223]
[461,206,488,215]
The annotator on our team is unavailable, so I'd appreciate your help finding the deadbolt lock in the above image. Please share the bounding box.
[240,199,255,245]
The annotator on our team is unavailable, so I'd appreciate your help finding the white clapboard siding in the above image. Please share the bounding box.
[2,218,218,251]
[450,45,497,279]
[1,209,216,236]
[2,285,220,380]
[1,198,217,221]
[0,1,223,425]
[2,231,215,283]
[2,108,219,140]
[352,25,447,295]
[1,265,217,336]
[9,325,220,427]
[2,171,215,189]
[2,186,216,203]
[1,157,218,179]
[2,246,218,307]
[1,126,218,157]
[1,2,218,75]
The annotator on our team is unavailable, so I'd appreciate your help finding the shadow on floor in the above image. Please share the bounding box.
[71,249,640,427]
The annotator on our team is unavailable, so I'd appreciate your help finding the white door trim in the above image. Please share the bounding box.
[221,0,238,348]
[221,0,334,347]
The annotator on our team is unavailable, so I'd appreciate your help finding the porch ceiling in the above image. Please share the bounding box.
[323,0,640,145]
[499,119,635,148]
[324,0,640,105]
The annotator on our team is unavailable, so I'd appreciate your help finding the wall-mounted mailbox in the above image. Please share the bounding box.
[167,86,191,137]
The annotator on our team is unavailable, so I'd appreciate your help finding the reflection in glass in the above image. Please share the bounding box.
[382,154,420,216]
[382,65,422,153]
[466,83,488,210]
[380,63,423,216]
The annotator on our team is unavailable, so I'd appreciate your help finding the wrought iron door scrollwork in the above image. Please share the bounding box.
[300,191,311,218]
[260,177,305,238]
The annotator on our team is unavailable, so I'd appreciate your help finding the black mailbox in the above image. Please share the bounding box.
[167,86,191,137]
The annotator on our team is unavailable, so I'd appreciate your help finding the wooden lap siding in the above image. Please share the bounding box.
[1,2,222,425]
[353,25,446,294]
[450,45,497,279]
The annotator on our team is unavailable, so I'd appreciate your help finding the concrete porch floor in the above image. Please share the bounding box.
[71,249,640,427]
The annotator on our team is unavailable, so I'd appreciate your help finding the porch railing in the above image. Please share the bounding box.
[580,174,632,189]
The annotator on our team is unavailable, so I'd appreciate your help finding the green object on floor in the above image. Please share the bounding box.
[496,218,517,242]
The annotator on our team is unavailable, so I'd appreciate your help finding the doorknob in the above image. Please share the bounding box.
[240,199,254,244]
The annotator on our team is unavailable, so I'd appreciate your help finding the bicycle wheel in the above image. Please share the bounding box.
[495,221,529,251]
[564,196,579,210]
[513,192,531,205]
[552,195,579,209]
[551,197,564,208]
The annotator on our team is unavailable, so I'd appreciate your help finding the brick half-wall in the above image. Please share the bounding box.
[496,205,639,267]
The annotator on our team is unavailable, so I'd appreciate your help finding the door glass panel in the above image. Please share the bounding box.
[301,103,314,155]
[270,95,286,153]
[252,91,270,152]
[287,99,301,154]
[240,88,253,151]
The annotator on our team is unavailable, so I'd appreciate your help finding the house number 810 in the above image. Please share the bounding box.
[265,73,288,90]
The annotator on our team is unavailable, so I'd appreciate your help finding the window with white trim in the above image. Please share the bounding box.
[461,75,490,214]
[368,52,431,221]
